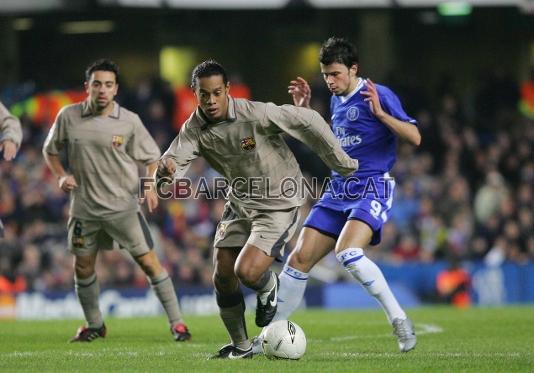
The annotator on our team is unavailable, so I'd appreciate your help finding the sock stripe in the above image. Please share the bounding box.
[283,271,309,281]
[151,275,170,286]
[76,276,97,288]
[343,255,364,267]
[283,265,309,280]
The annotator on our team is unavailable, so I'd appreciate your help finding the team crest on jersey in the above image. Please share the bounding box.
[346,106,360,121]
[240,136,256,151]
[112,135,124,147]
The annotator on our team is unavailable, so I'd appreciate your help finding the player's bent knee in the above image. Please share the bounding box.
[288,249,315,273]
[75,268,94,279]
[234,266,261,287]
[74,262,95,279]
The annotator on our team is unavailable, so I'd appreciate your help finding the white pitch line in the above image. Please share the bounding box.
[3,347,206,359]
[328,323,443,342]
[417,323,443,334]
[322,352,523,359]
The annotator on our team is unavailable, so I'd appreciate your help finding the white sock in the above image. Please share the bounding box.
[336,248,406,323]
[272,264,309,322]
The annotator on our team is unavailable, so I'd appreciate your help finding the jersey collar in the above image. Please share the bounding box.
[340,78,366,104]
[81,100,121,119]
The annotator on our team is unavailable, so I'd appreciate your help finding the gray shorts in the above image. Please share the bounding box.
[67,211,154,257]
[213,202,300,257]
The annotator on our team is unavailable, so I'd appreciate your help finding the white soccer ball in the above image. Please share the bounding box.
[261,320,306,360]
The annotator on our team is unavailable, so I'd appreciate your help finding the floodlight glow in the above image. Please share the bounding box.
[160,47,197,86]
[60,21,115,34]
[437,1,472,16]
[13,18,33,31]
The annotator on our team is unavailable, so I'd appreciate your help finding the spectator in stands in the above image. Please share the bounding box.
[436,256,471,308]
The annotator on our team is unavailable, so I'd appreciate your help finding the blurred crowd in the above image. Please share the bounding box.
[0,70,532,294]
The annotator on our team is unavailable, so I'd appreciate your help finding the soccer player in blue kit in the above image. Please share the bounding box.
[258,37,421,353]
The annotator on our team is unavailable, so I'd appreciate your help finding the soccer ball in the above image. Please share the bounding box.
[261,320,306,360]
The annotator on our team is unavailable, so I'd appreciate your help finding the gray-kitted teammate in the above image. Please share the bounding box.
[0,101,23,237]
[43,59,191,343]
[157,60,358,359]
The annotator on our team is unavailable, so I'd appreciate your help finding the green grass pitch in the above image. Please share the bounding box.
[1,306,533,372]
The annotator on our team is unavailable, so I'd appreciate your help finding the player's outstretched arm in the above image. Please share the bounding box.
[157,124,200,183]
[288,77,311,108]
[264,103,358,176]
[361,79,421,146]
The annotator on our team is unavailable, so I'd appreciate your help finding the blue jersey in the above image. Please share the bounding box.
[307,79,417,243]
[330,79,417,179]
[310,80,416,241]
[317,79,416,211]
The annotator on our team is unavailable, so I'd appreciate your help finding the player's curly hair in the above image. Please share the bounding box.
[319,37,359,69]
[85,59,120,84]
[191,60,228,88]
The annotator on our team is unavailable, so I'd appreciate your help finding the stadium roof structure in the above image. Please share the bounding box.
[0,0,531,12]
[107,0,532,9]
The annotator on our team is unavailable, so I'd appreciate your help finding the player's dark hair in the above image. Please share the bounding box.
[191,60,228,88]
[85,59,120,84]
[319,37,359,69]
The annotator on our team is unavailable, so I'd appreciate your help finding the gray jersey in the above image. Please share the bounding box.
[162,97,358,210]
[43,101,161,219]
[0,101,22,149]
